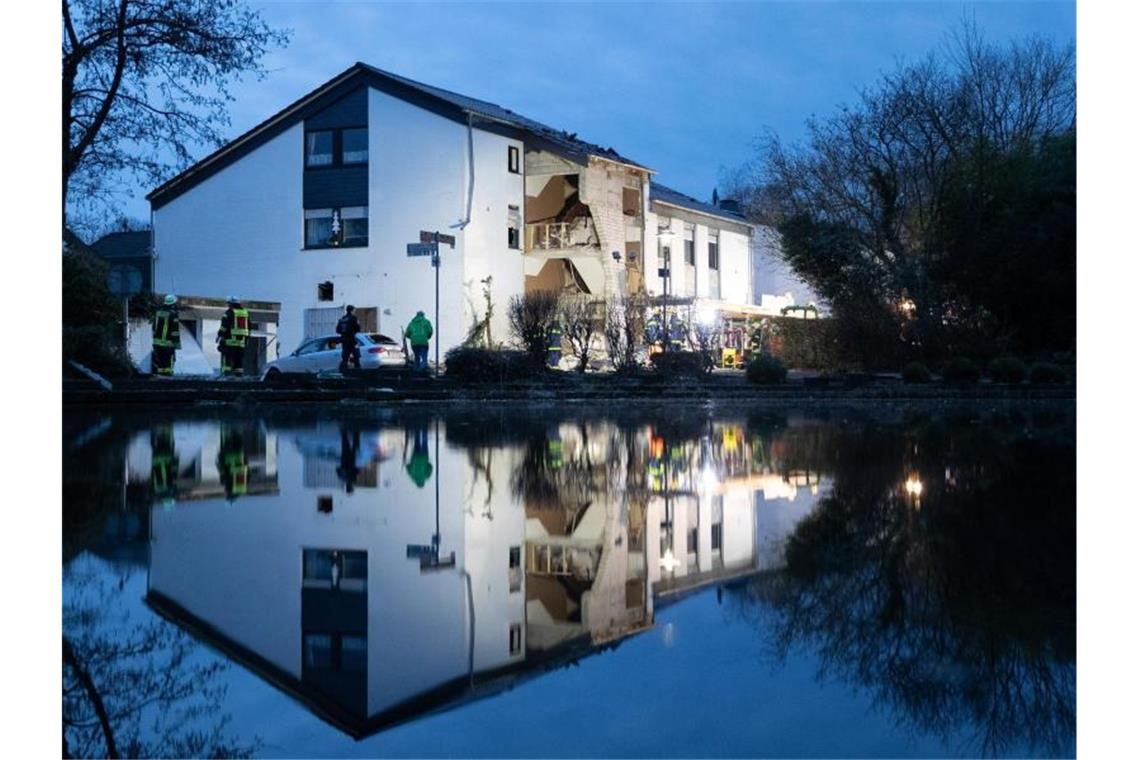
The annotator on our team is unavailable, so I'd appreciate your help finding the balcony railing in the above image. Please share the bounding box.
[525,219,597,252]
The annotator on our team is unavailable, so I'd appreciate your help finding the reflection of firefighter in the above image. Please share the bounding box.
[405,423,433,488]
[546,436,564,470]
[216,425,249,501]
[336,425,360,494]
[648,434,666,492]
[151,423,179,503]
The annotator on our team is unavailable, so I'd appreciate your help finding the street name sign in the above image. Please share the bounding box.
[420,230,456,247]
[406,242,435,257]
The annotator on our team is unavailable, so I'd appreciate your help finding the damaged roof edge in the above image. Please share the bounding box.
[148,62,651,210]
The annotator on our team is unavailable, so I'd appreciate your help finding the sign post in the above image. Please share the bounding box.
[406,231,456,376]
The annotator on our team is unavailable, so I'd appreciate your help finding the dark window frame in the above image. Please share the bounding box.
[684,239,695,266]
[508,145,520,174]
[708,241,720,271]
[304,126,368,170]
[304,206,369,250]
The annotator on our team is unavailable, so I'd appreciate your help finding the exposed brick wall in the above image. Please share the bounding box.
[581,157,647,302]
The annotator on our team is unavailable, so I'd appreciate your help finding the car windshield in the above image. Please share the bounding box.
[365,333,398,345]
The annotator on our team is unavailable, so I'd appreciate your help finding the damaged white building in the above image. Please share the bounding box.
[143,62,803,375]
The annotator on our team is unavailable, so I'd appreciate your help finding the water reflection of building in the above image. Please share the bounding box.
[142,417,826,738]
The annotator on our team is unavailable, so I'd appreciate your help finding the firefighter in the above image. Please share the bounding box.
[546,323,563,368]
[151,294,181,376]
[216,424,249,501]
[336,304,362,373]
[217,296,250,376]
[644,313,663,352]
[668,314,686,351]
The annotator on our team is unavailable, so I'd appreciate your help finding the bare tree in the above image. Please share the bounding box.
[558,296,601,372]
[603,296,645,373]
[507,290,560,369]
[63,0,290,231]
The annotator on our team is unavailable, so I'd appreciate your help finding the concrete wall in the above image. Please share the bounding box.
[153,87,527,363]
[644,209,752,307]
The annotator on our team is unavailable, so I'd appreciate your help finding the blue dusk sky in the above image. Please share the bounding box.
[117,0,1075,220]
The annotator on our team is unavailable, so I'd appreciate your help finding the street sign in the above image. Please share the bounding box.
[420,230,456,247]
[406,242,435,257]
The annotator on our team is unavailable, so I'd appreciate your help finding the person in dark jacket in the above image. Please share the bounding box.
[336,305,362,373]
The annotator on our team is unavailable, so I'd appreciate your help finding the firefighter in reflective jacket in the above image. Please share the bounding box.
[547,324,563,368]
[668,314,686,351]
[151,294,181,376]
[645,314,663,352]
[217,296,250,376]
[648,434,666,492]
[151,423,179,504]
[216,425,248,501]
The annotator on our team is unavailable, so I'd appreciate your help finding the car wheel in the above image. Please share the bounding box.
[263,367,282,383]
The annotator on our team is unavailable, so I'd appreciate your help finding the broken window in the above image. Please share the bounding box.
[317,281,334,301]
[623,186,641,218]
[508,145,520,174]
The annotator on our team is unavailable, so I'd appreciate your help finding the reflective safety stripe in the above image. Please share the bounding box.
[231,308,250,338]
[153,310,174,347]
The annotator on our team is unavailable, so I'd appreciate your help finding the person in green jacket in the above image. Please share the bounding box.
[405,311,433,371]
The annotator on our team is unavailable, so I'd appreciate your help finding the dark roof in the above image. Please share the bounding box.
[357,64,648,170]
[149,63,650,209]
[91,230,151,260]
[650,181,749,224]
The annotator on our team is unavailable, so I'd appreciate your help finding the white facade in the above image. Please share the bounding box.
[153,87,525,369]
[751,224,826,316]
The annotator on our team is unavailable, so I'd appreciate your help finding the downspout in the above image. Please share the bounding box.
[453,112,475,231]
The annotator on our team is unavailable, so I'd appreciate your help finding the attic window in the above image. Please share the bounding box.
[508,146,520,174]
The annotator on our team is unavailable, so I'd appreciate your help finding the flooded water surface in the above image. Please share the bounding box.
[62,402,1075,758]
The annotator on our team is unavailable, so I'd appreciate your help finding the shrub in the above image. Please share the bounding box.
[1028,362,1068,384]
[941,357,980,384]
[988,356,1028,384]
[746,355,788,385]
[444,347,534,383]
[901,361,932,383]
[650,351,707,378]
[63,325,136,378]
[507,290,560,369]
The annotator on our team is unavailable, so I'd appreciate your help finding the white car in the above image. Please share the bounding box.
[262,333,406,379]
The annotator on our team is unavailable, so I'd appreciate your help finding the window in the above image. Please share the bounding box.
[317,281,334,301]
[341,127,368,165]
[296,339,324,356]
[683,223,695,265]
[508,204,521,249]
[317,495,333,513]
[305,207,368,249]
[508,145,520,174]
[708,240,720,270]
[711,522,723,551]
[658,243,671,269]
[509,546,522,592]
[306,127,368,168]
[305,130,333,167]
[509,623,522,655]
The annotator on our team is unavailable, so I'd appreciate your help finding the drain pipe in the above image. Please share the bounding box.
[453,112,475,231]
[462,568,475,686]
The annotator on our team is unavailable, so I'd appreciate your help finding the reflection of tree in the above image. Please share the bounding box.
[62,563,258,758]
[728,416,1075,756]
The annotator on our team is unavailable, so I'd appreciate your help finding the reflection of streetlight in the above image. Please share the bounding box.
[700,466,720,494]
[904,475,923,510]
[697,307,718,328]
[660,548,680,573]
